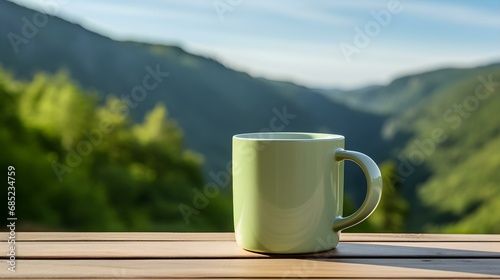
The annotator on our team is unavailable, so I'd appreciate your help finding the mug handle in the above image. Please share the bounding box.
[332,148,383,232]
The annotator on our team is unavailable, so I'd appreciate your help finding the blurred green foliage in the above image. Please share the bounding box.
[0,68,232,231]
[345,161,409,233]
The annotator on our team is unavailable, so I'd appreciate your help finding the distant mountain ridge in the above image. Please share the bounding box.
[386,64,500,232]
[322,59,500,232]
[320,63,500,115]
[0,0,387,204]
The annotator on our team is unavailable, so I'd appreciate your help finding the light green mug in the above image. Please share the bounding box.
[232,132,382,254]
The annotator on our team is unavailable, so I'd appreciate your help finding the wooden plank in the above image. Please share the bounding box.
[1,259,499,279]
[5,241,500,259]
[3,232,500,242]
[0,232,235,242]
[342,233,500,242]
[3,278,483,280]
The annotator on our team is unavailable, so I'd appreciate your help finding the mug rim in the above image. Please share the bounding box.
[233,132,344,141]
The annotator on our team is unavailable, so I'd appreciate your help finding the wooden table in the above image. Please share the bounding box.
[1,233,499,279]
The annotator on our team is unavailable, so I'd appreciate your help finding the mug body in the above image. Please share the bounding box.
[232,132,345,254]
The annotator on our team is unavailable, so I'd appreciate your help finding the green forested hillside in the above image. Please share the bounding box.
[0,68,232,231]
[385,65,500,232]
[420,135,500,233]
[321,62,500,233]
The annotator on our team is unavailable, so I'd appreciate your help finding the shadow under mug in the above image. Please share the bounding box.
[232,132,383,254]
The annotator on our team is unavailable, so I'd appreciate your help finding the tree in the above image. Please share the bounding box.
[345,161,409,232]
[0,67,231,231]
[370,161,409,232]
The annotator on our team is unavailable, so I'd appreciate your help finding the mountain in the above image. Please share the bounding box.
[320,64,500,115]
[385,64,500,232]
[324,61,500,232]
[0,0,387,204]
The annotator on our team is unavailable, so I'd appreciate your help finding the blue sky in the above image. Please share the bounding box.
[10,0,500,89]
